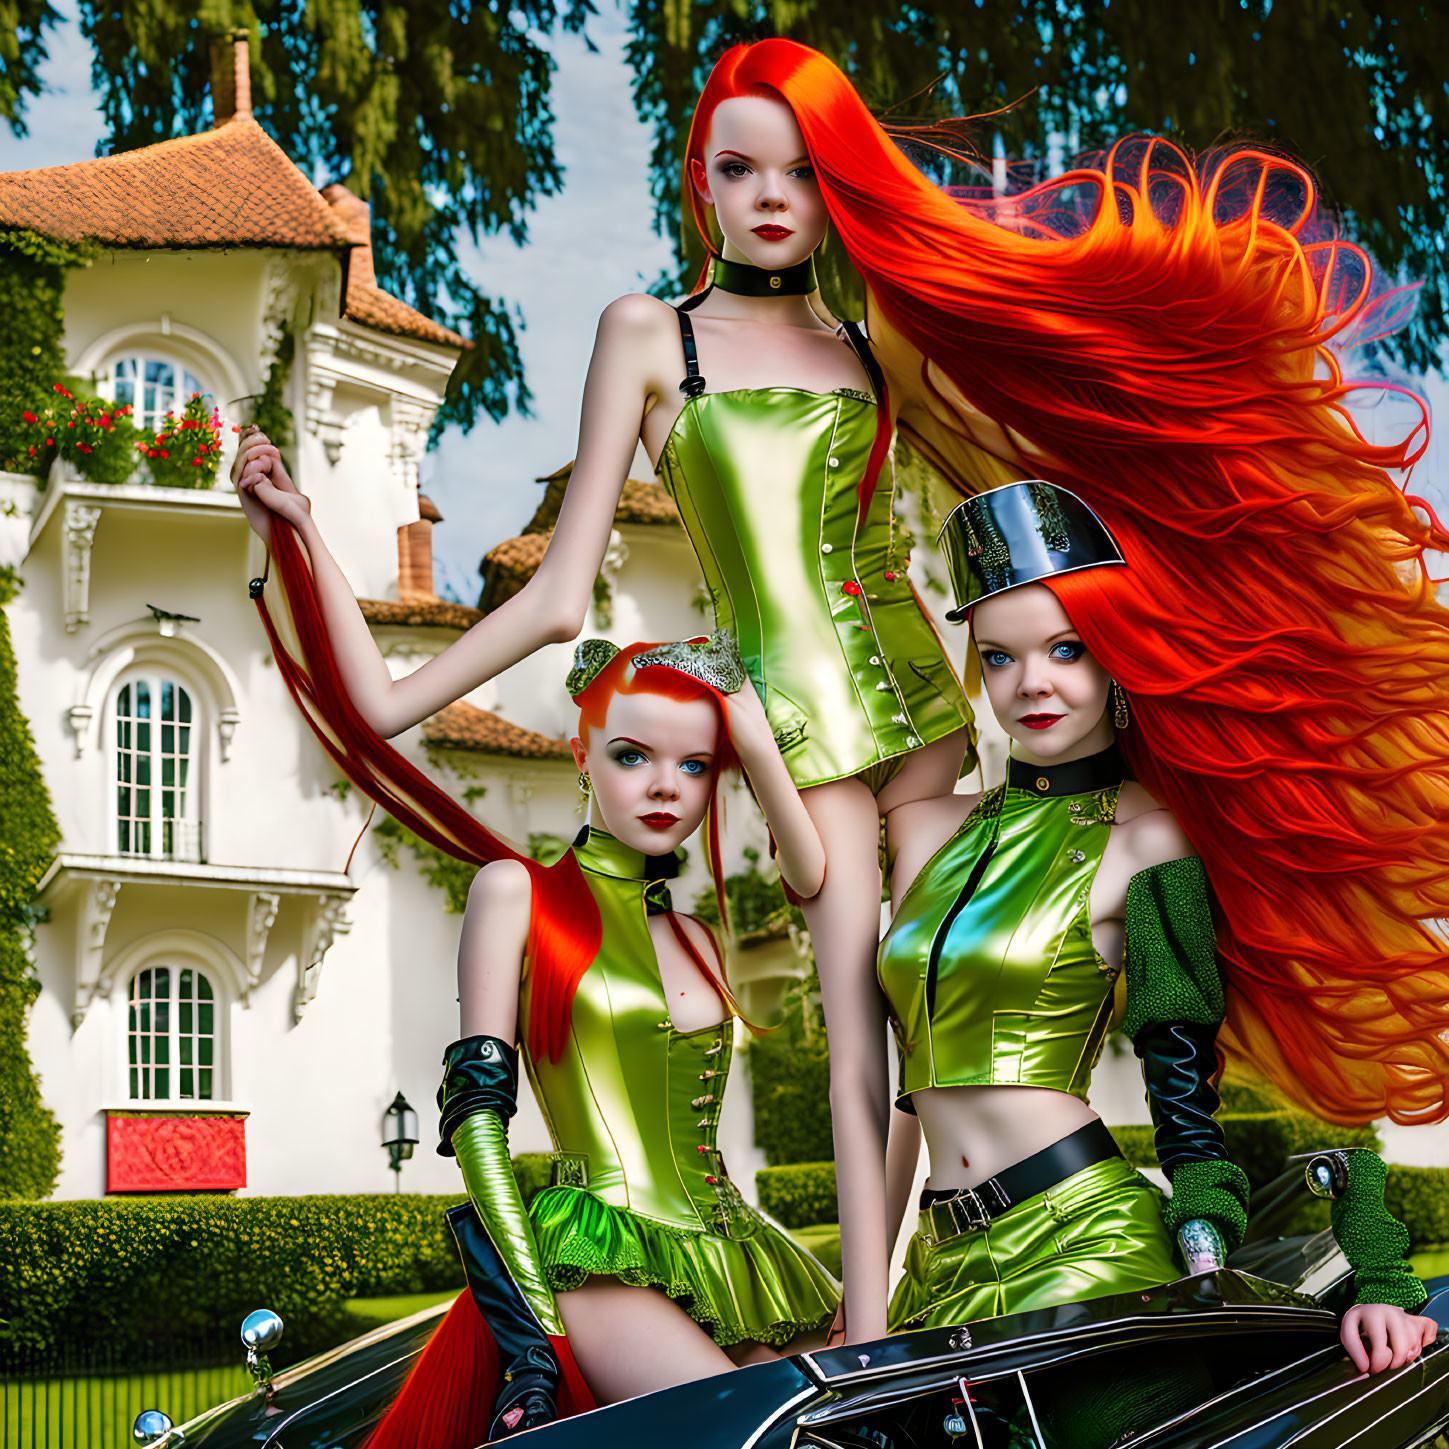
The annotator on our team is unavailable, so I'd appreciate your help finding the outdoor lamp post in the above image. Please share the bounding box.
[382,1091,419,1192]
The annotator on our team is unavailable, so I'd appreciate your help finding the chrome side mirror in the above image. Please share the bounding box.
[1306,1151,1350,1200]
[241,1308,284,1396]
[132,1409,177,1445]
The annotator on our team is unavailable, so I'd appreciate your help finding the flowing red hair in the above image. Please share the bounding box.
[688,40,1449,1125]
[254,529,735,1063]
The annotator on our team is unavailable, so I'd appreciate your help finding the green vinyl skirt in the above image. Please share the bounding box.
[530,1185,840,1349]
[889,1156,1180,1332]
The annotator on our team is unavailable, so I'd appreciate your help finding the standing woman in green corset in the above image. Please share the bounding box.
[879,482,1439,1380]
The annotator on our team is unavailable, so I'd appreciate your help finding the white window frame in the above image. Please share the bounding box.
[106,351,210,437]
[111,670,203,862]
[125,961,221,1103]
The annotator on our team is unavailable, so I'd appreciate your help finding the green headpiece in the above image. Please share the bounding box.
[938,480,1126,622]
[565,630,747,701]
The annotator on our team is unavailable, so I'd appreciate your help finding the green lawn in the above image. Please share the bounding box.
[1411,1245,1449,1282]
[1,1363,251,1449]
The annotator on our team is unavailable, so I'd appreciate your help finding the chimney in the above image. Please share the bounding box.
[210,29,253,127]
[398,494,443,603]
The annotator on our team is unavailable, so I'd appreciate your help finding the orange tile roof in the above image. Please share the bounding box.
[322,184,466,349]
[478,531,550,615]
[358,598,483,630]
[527,463,680,534]
[0,116,353,250]
[422,700,570,759]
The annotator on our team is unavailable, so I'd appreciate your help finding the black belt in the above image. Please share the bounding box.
[917,1119,1122,1244]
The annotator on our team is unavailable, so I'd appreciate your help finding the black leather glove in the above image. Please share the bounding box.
[438,1035,563,1438]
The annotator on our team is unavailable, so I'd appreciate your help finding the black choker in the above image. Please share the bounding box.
[710,254,818,297]
[1007,745,1124,799]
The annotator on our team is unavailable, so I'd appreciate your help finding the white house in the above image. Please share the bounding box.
[0,32,834,1203]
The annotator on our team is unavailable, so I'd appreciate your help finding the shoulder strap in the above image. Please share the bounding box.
[674,303,708,399]
[840,318,886,403]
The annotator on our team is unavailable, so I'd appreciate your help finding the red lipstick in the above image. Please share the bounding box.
[639,813,680,831]
[1019,714,1065,731]
[751,224,794,241]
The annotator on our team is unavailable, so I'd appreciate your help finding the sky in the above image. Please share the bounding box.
[0,2,672,608]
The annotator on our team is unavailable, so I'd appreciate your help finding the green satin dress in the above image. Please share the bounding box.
[877,764,1181,1330]
[654,332,976,788]
[518,828,839,1347]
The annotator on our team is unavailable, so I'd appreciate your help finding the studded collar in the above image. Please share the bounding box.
[1006,745,1125,799]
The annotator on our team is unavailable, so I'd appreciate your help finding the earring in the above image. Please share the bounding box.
[1111,681,1130,730]
[577,770,591,797]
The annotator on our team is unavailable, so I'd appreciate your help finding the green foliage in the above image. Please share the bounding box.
[756,1161,835,1230]
[527,832,570,867]
[141,393,223,489]
[0,3,63,133]
[0,233,84,478]
[627,2,1449,374]
[0,933,60,1202]
[253,321,294,451]
[0,1192,475,1366]
[0,576,61,1200]
[1386,1166,1449,1251]
[373,816,474,914]
[72,2,598,432]
[749,971,831,1166]
[691,846,805,940]
[1108,1110,1381,1194]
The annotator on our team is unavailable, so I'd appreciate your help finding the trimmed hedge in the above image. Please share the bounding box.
[1107,1112,1381,1193]
[1386,1166,1449,1250]
[749,973,831,1167]
[0,1158,559,1369]
[762,1120,1443,1243]
[757,1161,835,1230]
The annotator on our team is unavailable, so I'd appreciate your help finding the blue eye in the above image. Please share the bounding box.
[680,759,708,776]
[1050,641,1087,662]
[789,165,816,181]
[616,749,645,767]
[981,649,1012,668]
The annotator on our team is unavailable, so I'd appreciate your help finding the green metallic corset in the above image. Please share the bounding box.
[655,384,975,788]
[518,830,749,1238]
[878,773,1124,1104]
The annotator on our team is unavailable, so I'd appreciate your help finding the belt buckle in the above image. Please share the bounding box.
[949,1187,992,1234]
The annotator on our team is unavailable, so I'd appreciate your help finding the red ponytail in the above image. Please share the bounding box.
[256,530,736,1063]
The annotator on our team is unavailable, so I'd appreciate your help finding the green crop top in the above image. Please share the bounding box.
[877,748,1226,1109]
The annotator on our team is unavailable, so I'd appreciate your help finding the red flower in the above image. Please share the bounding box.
[21,411,36,423]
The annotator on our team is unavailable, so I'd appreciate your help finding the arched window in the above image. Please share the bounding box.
[110,354,208,435]
[127,965,216,1101]
[114,674,202,860]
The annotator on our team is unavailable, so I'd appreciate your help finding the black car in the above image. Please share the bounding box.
[135,1167,1449,1449]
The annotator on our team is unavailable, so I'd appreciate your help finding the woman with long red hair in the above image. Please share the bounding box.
[878,481,1438,1401]
[234,32,1449,1352]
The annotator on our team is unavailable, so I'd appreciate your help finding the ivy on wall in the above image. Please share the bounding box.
[0,568,61,1199]
[0,229,95,479]
[250,320,295,461]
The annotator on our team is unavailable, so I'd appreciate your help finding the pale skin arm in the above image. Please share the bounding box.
[232,296,662,738]
[720,683,825,899]
[884,1107,922,1260]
